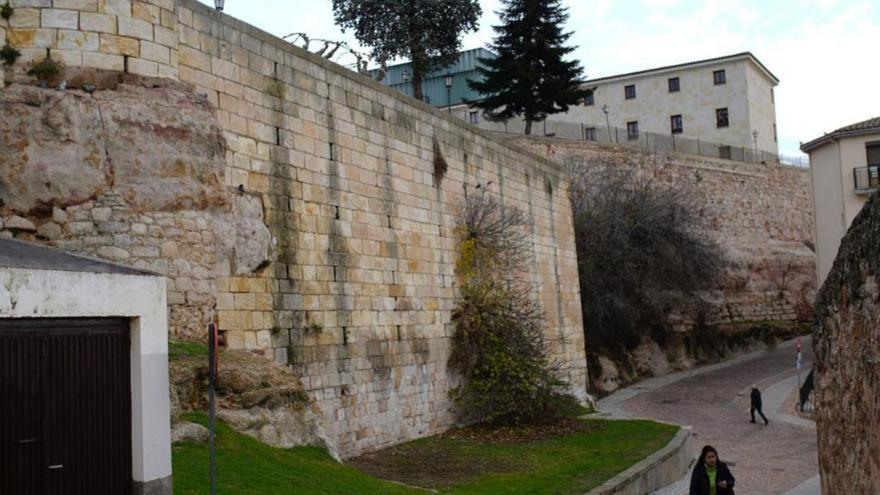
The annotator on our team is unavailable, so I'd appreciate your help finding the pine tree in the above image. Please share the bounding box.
[468,0,589,135]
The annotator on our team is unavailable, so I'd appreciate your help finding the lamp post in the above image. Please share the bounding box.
[214,0,224,11]
[444,74,454,113]
[752,130,759,163]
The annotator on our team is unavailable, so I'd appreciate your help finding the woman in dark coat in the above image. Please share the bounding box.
[689,445,736,495]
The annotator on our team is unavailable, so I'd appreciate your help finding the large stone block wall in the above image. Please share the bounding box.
[0,0,587,457]
[514,137,817,326]
[0,0,179,78]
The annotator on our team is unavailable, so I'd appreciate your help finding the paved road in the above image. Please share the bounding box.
[595,339,819,495]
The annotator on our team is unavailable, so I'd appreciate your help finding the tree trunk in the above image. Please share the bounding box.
[524,120,533,135]
[412,71,424,101]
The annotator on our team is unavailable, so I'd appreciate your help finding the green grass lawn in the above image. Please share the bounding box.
[173,414,676,495]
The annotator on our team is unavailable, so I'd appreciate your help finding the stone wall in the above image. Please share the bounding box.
[0,0,587,457]
[813,192,880,493]
[0,0,179,79]
[513,136,817,327]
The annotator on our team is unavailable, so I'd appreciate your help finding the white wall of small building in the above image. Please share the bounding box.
[0,268,172,490]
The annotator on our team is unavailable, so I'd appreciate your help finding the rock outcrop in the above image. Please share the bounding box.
[813,192,880,493]
[0,80,226,215]
[169,346,339,460]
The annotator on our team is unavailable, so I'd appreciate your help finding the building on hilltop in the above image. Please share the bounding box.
[377,51,782,162]
[801,117,880,284]
[543,52,780,157]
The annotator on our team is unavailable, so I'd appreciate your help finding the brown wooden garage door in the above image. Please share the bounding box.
[0,318,132,495]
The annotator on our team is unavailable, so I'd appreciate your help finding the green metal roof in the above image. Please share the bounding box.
[369,48,495,107]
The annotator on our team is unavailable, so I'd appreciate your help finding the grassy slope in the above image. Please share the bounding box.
[443,420,676,494]
[173,415,676,495]
[173,415,425,495]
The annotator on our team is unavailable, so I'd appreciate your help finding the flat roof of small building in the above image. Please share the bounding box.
[0,238,155,276]
[585,52,779,86]
[800,116,880,152]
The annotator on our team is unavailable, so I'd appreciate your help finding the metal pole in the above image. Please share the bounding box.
[208,323,218,495]
[446,86,451,114]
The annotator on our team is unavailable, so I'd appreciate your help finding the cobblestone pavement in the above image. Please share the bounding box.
[596,339,819,495]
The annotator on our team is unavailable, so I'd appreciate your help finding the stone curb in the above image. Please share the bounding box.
[583,422,694,495]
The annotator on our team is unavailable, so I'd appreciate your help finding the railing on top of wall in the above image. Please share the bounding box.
[461,115,810,168]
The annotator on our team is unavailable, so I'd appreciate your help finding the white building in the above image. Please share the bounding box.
[0,238,172,495]
[556,52,779,155]
[801,117,880,285]
[464,52,781,161]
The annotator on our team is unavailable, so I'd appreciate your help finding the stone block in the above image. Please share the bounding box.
[8,8,40,27]
[80,12,117,34]
[40,9,78,29]
[127,57,158,76]
[139,40,168,63]
[82,50,124,70]
[57,30,99,51]
[52,0,98,11]
[99,33,138,56]
[153,24,175,47]
[131,1,159,24]
[52,48,83,66]
[118,16,152,40]
[98,0,130,16]
[10,0,51,7]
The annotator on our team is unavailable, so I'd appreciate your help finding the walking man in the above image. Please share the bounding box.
[750,385,768,425]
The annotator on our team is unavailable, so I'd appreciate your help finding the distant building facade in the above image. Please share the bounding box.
[545,52,780,156]
[801,117,880,284]
[376,51,781,159]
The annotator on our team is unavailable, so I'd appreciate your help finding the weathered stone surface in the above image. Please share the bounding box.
[0,83,226,214]
[4,215,37,231]
[215,194,273,275]
[169,347,338,458]
[170,421,209,443]
[813,192,880,493]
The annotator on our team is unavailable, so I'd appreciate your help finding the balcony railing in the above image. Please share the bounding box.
[853,165,880,192]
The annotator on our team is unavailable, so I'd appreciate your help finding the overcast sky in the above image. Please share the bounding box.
[198,0,879,157]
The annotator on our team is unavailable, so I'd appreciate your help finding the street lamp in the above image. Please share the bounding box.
[602,104,613,143]
[444,74,454,113]
[752,130,759,163]
[214,0,224,11]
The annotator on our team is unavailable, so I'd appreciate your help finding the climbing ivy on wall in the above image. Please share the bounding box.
[448,186,578,425]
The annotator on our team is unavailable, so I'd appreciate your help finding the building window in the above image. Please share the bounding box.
[670,115,683,134]
[713,69,726,85]
[773,123,777,142]
[626,121,639,140]
[468,111,480,124]
[867,143,880,166]
[624,85,636,99]
[668,77,680,92]
[716,108,729,128]
[719,145,732,159]
[584,127,596,141]
[771,88,775,103]
[585,92,594,106]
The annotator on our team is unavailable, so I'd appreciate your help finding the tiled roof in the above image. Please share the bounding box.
[801,116,880,152]
[832,117,880,134]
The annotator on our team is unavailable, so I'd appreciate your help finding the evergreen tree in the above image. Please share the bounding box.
[468,0,589,135]
[333,0,481,101]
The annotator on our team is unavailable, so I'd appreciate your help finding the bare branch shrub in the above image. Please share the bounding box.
[449,185,578,425]
[568,161,725,352]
